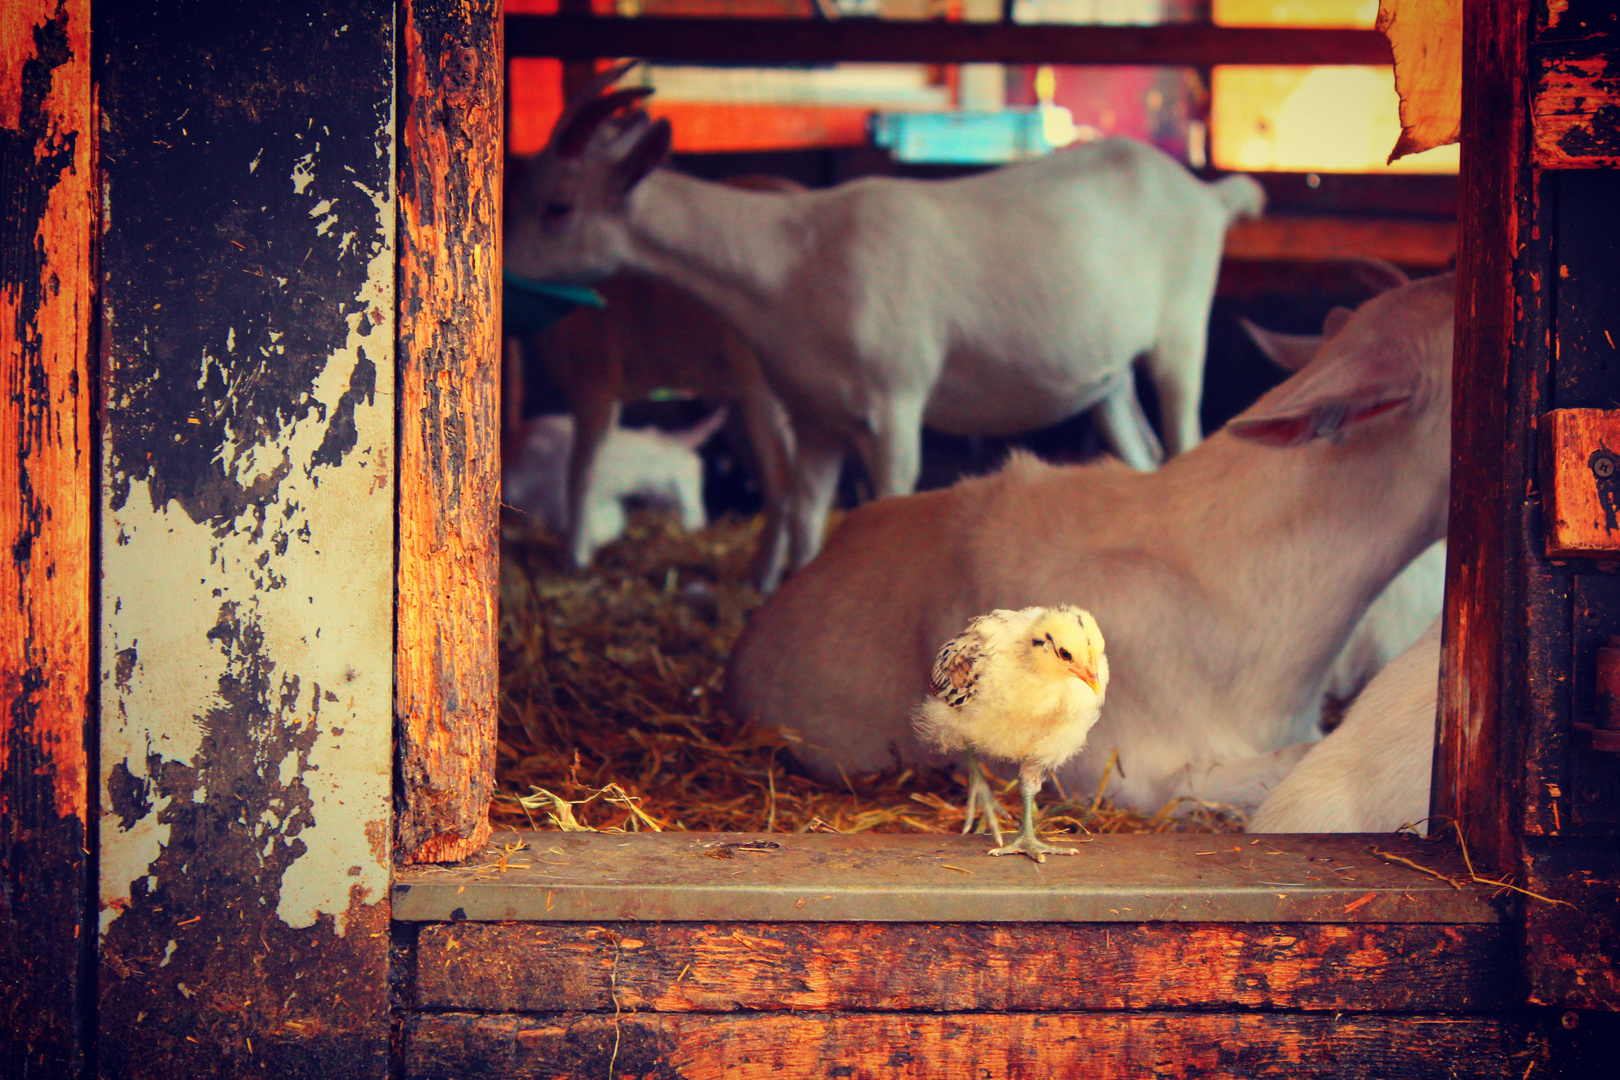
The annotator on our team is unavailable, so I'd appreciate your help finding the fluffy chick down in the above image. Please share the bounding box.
[915,605,1109,772]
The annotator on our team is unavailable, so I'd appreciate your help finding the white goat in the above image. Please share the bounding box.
[1320,540,1444,709]
[726,272,1455,812]
[504,66,1265,581]
[502,409,726,564]
[1249,617,1440,833]
[515,269,795,588]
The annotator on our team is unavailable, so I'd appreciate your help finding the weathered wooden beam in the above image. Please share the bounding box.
[1222,216,1456,268]
[0,1,93,1076]
[395,0,503,864]
[1532,52,1620,168]
[95,3,397,1074]
[415,921,1512,1014]
[508,14,1394,66]
[404,1010,1528,1080]
[1436,0,1529,875]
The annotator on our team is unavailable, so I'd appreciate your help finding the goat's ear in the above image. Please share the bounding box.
[617,117,671,194]
[1322,306,1355,338]
[1228,395,1409,447]
[1241,319,1322,372]
[1229,349,1416,448]
[1346,256,1411,294]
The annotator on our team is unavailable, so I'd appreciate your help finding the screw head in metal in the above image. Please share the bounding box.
[1561,1010,1580,1030]
[1594,455,1615,479]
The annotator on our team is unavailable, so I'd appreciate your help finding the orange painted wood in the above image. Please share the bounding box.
[1,0,93,1073]
[1222,215,1456,268]
[405,1010,1525,1079]
[1540,408,1620,558]
[396,0,503,864]
[414,921,1512,1014]
[1436,0,1527,875]
[650,102,873,153]
[1533,54,1620,169]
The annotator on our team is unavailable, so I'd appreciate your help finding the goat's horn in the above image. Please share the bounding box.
[553,87,655,159]
[549,60,639,138]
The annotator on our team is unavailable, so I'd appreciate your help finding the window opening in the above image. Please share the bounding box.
[493,5,1456,850]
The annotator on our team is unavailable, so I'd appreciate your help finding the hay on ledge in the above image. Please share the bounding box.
[496,510,1243,837]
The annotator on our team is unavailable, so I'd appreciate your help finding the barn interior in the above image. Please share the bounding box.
[492,0,1459,837]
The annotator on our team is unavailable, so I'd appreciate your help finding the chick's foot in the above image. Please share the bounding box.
[988,832,1080,864]
[960,751,1006,845]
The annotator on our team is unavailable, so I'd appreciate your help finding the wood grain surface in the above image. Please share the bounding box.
[414,920,1512,1014]
[404,1010,1528,1080]
[395,0,503,864]
[1,1,93,1075]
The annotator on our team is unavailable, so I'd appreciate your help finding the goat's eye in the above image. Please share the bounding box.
[543,201,573,219]
[1058,648,1073,661]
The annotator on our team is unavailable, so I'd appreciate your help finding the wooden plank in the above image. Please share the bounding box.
[391,831,1503,923]
[1221,216,1455,267]
[508,15,1394,65]
[1436,0,1529,875]
[404,1010,1528,1080]
[1540,409,1620,558]
[0,1,93,1075]
[1533,52,1620,168]
[1535,0,1620,45]
[1522,836,1620,1008]
[395,0,503,864]
[415,921,1513,1014]
[94,3,396,1075]
[1569,575,1620,824]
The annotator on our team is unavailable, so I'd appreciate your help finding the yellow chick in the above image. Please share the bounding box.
[914,605,1108,862]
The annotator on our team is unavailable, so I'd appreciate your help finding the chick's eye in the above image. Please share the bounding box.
[543,201,573,219]
[1058,648,1072,661]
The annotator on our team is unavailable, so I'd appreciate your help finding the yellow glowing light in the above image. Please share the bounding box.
[1211,66,1459,174]
[1212,0,1379,26]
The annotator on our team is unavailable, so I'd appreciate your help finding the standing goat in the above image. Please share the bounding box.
[505,65,1265,582]
[726,272,1455,813]
[513,268,796,588]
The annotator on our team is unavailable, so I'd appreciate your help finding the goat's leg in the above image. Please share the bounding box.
[565,396,620,569]
[1143,325,1208,459]
[735,358,796,593]
[852,395,926,499]
[785,416,845,572]
[1089,376,1164,471]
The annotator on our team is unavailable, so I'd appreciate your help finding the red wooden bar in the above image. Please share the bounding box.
[507,14,1395,66]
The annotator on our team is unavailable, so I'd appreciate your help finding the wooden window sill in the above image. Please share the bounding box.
[391,831,1501,924]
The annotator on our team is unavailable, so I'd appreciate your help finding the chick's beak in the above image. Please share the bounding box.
[1068,664,1101,693]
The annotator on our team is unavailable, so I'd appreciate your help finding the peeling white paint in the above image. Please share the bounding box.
[102,107,397,940]
[290,152,315,195]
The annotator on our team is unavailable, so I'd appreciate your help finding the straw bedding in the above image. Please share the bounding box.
[496,510,1241,837]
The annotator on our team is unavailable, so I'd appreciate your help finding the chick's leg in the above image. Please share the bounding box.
[989,761,1078,863]
[960,749,1004,846]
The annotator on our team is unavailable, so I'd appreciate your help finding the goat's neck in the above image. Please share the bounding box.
[621,171,802,330]
[1166,427,1446,663]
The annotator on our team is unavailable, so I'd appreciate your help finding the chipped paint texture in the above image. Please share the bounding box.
[95,4,393,1074]
[1534,54,1620,167]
